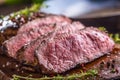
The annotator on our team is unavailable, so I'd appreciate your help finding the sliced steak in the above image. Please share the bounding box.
[17,15,71,34]
[17,22,85,65]
[35,27,115,74]
[2,14,115,74]
[3,24,57,58]
[2,15,72,58]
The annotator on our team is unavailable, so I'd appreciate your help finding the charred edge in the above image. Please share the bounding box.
[15,32,50,67]
[16,46,26,64]
[15,53,40,73]
[0,45,8,55]
[20,63,40,72]
[16,46,39,66]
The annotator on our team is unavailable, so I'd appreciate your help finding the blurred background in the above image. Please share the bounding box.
[0,0,120,34]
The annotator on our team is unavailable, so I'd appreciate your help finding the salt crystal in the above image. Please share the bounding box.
[3,16,10,21]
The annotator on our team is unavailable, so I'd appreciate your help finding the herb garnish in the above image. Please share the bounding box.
[99,27,120,44]
[12,69,98,80]
[110,33,120,44]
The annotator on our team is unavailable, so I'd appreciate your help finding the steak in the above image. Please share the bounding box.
[17,15,71,34]
[2,14,115,74]
[35,27,115,74]
[2,15,72,58]
[17,22,85,65]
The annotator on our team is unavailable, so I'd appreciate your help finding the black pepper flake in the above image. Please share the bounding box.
[111,64,115,69]
[107,62,111,69]
[116,68,119,73]
[100,61,104,70]
[112,59,116,64]
[41,40,46,44]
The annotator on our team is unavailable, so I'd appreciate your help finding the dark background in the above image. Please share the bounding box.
[0,0,120,34]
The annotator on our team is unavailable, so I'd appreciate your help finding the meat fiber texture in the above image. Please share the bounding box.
[2,15,115,74]
[17,15,71,34]
[17,22,84,65]
[35,27,114,74]
[3,15,72,58]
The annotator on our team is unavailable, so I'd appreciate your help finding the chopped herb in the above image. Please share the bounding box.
[1,1,47,20]
[12,3,42,17]
[98,27,107,32]
[110,33,120,44]
[5,0,46,5]
[99,27,120,44]
[110,69,116,73]
[12,69,98,80]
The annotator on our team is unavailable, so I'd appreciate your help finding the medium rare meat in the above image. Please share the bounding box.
[2,14,115,74]
[2,15,72,58]
[2,23,57,58]
[17,15,71,34]
[35,27,115,74]
[17,22,85,65]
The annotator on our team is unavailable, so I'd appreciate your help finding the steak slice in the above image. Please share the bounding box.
[17,15,71,34]
[35,27,115,74]
[17,22,85,65]
[2,15,72,58]
[2,23,57,58]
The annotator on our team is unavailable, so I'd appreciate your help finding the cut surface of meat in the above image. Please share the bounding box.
[17,15,71,34]
[3,15,73,58]
[17,22,85,65]
[3,23,57,58]
[1,14,115,74]
[36,27,115,74]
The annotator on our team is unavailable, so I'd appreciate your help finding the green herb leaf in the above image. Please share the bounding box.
[98,27,107,32]
[99,27,120,44]
[111,33,120,44]
[12,69,98,80]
